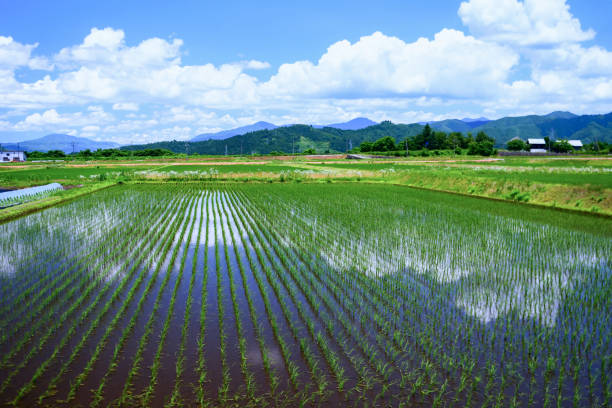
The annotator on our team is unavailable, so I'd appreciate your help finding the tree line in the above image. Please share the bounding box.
[25,148,176,159]
[358,124,497,156]
[507,138,610,153]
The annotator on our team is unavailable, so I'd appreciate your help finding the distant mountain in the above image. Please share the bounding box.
[469,112,611,146]
[121,111,612,154]
[424,117,490,133]
[461,117,490,123]
[314,117,378,130]
[193,118,378,142]
[542,111,578,120]
[192,121,278,142]
[123,121,423,155]
[1,134,119,153]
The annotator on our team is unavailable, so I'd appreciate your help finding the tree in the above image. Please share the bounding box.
[372,136,396,152]
[551,140,573,153]
[475,131,494,144]
[359,141,373,152]
[506,139,528,151]
[46,150,66,158]
[468,141,495,156]
[421,124,433,149]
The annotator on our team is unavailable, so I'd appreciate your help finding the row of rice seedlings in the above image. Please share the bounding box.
[256,197,456,404]
[33,193,187,405]
[62,193,189,404]
[0,195,128,310]
[258,187,519,404]
[346,187,604,402]
[235,193,370,393]
[232,183,605,401]
[214,192,258,402]
[6,191,184,405]
[0,189,148,317]
[117,193,199,406]
[228,191,348,400]
[225,189,331,406]
[0,186,131,273]
[0,203,147,353]
[226,191,339,406]
[0,194,173,399]
[246,187,458,404]
[140,192,202,406]
[88,193,191,407]
[0,216,145,369]
[196,191,211,406]
[234,190,397,400]
[220,192,304,401]
[166,190,208,407]
[237,190,403,401]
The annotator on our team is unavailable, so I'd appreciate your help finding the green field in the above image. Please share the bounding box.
[0,183,610,407]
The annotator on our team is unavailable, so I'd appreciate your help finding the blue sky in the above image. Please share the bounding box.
[1,0,611,144]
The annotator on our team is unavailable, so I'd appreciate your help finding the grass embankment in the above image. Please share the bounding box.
[1,156,610,216]
[304,159,612,215]
[389,169,611,215]
[0,182,116,224]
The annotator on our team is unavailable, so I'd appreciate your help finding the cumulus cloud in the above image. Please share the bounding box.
[263,30,518,99]
[458,0,594,46]
[112,102,139,111]
[0,36,37,68]
[1,0,611,144]
[13,107,113,131]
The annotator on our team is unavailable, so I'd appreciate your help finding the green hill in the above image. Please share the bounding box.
[120,112,612,154]
[470,112,611,146]
[122,121,424,155]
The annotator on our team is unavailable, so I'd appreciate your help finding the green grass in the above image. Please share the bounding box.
[0,165,157,186]
[153,164,308,173]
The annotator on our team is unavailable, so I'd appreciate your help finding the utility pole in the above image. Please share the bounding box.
[71,142,76,154]
[225,144,228,156]
[185,142,189,159]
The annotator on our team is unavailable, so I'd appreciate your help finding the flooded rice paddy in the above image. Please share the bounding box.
[0,183,610,407]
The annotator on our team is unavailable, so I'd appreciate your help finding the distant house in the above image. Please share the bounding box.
[1,151,26,162]
[527,138,547,153]
[568,140,583,151]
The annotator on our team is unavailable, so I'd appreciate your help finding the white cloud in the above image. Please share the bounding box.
[458,0,594,46]
[263,30,518,99]
[1,0,611,144]
[0,36,36,68]
[241,60,271,70]
[112,102,139,111]
[13,108,114,131]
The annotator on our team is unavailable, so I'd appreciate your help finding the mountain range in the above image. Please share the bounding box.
[191,121,278,142]
[0,134,119,153]
[2,112,610,154]
[122,111,612,155]
[191,117,377,141]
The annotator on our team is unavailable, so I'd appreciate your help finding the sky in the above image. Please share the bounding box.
[1,0,611,144]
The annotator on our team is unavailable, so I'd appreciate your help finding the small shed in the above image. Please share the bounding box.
[568,140,583,150]
[1,151,26,162]
[527,138,547,153]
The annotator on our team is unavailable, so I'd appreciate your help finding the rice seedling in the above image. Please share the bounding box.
[0,182,608,407]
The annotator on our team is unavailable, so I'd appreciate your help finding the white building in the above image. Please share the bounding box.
[527,138,547,153]
[1,151,26,162]
[568,140,583,150]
